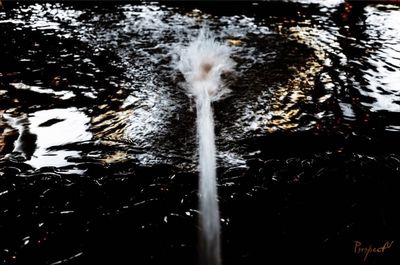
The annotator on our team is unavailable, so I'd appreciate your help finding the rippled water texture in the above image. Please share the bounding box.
[1,1,400,265]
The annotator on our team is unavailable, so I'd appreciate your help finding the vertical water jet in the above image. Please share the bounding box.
[177,29,235,265]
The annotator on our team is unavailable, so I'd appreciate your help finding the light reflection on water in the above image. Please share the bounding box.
[362,5,400,112]
[0,1,400,171]
[1,2,400,264]
[4,107,91,171]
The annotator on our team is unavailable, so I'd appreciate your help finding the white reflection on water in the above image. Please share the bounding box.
[10,82,75,100]
[287,0,343,6]
[363,5,400,112]
[6,108,92,170]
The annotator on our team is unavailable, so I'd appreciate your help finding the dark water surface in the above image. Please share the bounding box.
[1,1,400,264]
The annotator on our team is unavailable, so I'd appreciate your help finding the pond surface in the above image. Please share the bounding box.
[1,1,400,264]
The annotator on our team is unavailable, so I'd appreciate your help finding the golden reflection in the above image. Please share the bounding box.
[92,108,133,141]
[90,108,135,165]
[227,39,242,46]
[264,56,322,133]
[189,9,202,17]
[263,24,326,133]
[102,150,129,164]
[186,8,209,22]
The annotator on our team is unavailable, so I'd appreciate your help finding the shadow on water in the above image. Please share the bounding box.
[1,1,400,265]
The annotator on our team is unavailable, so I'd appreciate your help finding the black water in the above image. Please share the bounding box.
[1,1,400,264]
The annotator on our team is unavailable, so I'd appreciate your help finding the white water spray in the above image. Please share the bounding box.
[177,29,235,265]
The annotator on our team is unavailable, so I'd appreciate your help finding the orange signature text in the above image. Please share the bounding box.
[354,240,394,262]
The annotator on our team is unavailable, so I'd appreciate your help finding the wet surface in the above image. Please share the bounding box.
[1,1,400,264]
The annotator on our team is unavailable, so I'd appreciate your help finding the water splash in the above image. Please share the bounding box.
[177,29,235,265]
[177,29,235,102]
